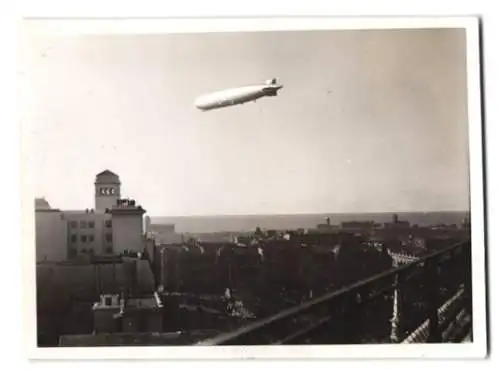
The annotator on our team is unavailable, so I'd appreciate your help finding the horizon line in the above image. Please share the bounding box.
[148,209,470,219]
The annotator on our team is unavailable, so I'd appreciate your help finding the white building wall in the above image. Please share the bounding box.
[112,213,144,253]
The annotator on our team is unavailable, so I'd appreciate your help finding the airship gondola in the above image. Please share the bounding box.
[194,78,283,111]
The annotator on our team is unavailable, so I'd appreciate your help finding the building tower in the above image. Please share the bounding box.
[393,213,399,224]
[95,170,121,212]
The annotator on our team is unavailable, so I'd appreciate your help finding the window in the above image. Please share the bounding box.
[70,221,77,229]
[88,221,95,229]
[105,247,113,254]
[81,248,87,254]
[89,235,94,242]
[105,234,113,242]
[80,220,86,229]
[88,248,94,256]
[70,234,77,243]
[105,220,112,228]
[81,235,87,243]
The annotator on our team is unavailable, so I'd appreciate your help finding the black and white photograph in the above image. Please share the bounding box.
[19,17,487,359]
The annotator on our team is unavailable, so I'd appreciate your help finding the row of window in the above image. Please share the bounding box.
[99,187,117,195]
[68,247,113,258]
[70,234,113,243]
[69,220,112,229]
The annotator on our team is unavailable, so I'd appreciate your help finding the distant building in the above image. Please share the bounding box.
[316,224,339,232]
[191,231,231,243]
[383,213,410,230]
[462,213,471,230]
[314,216,338,232]
[144,215,152,232]
[35,170,147,261]
[146,222,183,245]
[341,221,375,232]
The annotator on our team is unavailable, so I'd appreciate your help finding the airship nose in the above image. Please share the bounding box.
[194,97,204,108]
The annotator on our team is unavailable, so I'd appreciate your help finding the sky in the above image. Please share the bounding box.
[20,27,470,216]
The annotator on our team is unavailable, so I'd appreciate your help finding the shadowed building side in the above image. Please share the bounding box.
[35,198,67,262]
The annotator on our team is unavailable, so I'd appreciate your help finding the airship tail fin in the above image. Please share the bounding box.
[265,77,279,85]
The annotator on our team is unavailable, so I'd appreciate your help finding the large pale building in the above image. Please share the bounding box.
[35,170,147,262]
[110,199,146,254]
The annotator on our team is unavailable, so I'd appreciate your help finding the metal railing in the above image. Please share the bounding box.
[195,241,472,345]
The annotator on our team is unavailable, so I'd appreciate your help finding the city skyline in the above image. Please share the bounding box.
[21,27,471,217]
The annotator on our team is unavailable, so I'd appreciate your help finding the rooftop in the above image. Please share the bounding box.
[126,295,162,310]
[35,197,51,209]
[35,197,62,213]
[92,294,122,310]
[96,169,118,177]
[95,169,121,184]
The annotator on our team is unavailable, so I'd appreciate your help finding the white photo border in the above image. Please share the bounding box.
[20,16,487,360]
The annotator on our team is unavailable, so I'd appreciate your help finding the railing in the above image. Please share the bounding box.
[195,241,472,345]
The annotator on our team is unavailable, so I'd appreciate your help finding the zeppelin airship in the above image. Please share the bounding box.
[194,78,283,111]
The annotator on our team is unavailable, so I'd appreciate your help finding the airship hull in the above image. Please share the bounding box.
[195,83,282,111]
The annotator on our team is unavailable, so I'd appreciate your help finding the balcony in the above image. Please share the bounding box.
[195,241,472,345]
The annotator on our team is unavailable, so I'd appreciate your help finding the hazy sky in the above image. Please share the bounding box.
[21,27,470,216]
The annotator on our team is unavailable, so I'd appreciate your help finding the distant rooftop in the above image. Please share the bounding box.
[126,296,161,310]
[34,197,61,212]
[96,169,118,177]
[107,198,146,214]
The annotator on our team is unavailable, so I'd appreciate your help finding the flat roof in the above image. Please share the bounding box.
[126,297,160,310]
